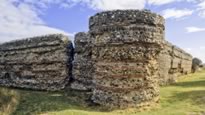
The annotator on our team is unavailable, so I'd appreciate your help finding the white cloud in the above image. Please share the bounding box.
[198,0,205,9]
[148,0,179,5]
[80,0,197,9]
[0,0,73,43]
[198,10,205,18]
[161,8,193,19]
[0,0,152,43]
[200,46,205,50]
[186,47,205,63]
[185,48,192,52]
[81,0,146,10]
[77,0,196,10]
[186,27,205,33]
[197,0,205,18]
[147,0,197,5]
[1,0,204,43]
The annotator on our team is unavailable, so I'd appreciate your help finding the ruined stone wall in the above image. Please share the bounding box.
[0,9,193,110]
[71,10,193,109]
[71,32,94,91]
[158,41,172,85]
[89,10,165,109]
[0,34,73,91]
[158,41,192,85]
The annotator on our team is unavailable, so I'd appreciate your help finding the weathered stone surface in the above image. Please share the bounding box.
[71,32,94,91]
[158,41,192,85]
[0,9,194,110]
[89,10,164,109]
[0,34,73,91]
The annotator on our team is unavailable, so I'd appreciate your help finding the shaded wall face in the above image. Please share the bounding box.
[71,32,94,91]
[89,10,165,109]
[158,42,192,85]
[0,35,73,91]
[158,42,172,85]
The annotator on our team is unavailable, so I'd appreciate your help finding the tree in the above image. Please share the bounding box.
[192,58,203,73]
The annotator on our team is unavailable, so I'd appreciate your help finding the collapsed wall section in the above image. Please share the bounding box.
[89,10,165,109]
[71,32,94,91]
[158,41,192,85]
[0,34,73,91]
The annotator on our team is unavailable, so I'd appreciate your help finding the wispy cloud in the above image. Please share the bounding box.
[83,0,146,10]
[16,0,147,10]
[0,0,73,42]
[161,8,193,19]
[148,0,180,5]
[200,46,205,50]
[186,27,205,33]
[185,48,192,52]
[186,47,205,62]
[1,0,205,43]
[197,0,205,18]
[76,0,198,10]
[0,0,154,43]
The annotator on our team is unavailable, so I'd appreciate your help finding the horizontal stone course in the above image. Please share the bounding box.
[158,41,192,85]
[0,9,193,111]
[89,10,165,29]
[71,32,94,91]
[72,10,192,109]
[0,34,73,91]
[89,10,164,109]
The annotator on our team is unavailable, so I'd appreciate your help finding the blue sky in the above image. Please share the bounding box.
[0,0,205,62]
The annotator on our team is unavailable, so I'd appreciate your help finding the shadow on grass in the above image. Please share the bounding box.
[167,79,205,109]
[167,90,205,107]
[1,73,205,115]
[172,80,205,88]
[0,87,103,115]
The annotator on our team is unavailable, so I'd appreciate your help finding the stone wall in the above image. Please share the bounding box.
[89,10,165,109]
[0,9,193,110]
[71,32,94,91]
[0,34,73,91]
[158,41,192,85]
[71,10,193,109]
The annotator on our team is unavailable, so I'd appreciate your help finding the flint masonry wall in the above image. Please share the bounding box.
[88,10,165,108]
[0,9,193,110]
[0,34,73,91]
[71,10,193,109]
[158,41,192,85]
[71,32,94,91]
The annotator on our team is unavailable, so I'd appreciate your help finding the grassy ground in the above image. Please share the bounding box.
[0,70,205,115]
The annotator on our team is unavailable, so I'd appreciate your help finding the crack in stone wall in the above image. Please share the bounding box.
[0,34,73,91]
[71,32,94,91]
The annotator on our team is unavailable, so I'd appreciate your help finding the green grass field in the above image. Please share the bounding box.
[0,70,205,115]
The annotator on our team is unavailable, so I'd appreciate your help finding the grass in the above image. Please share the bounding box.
[0,70,205,115]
